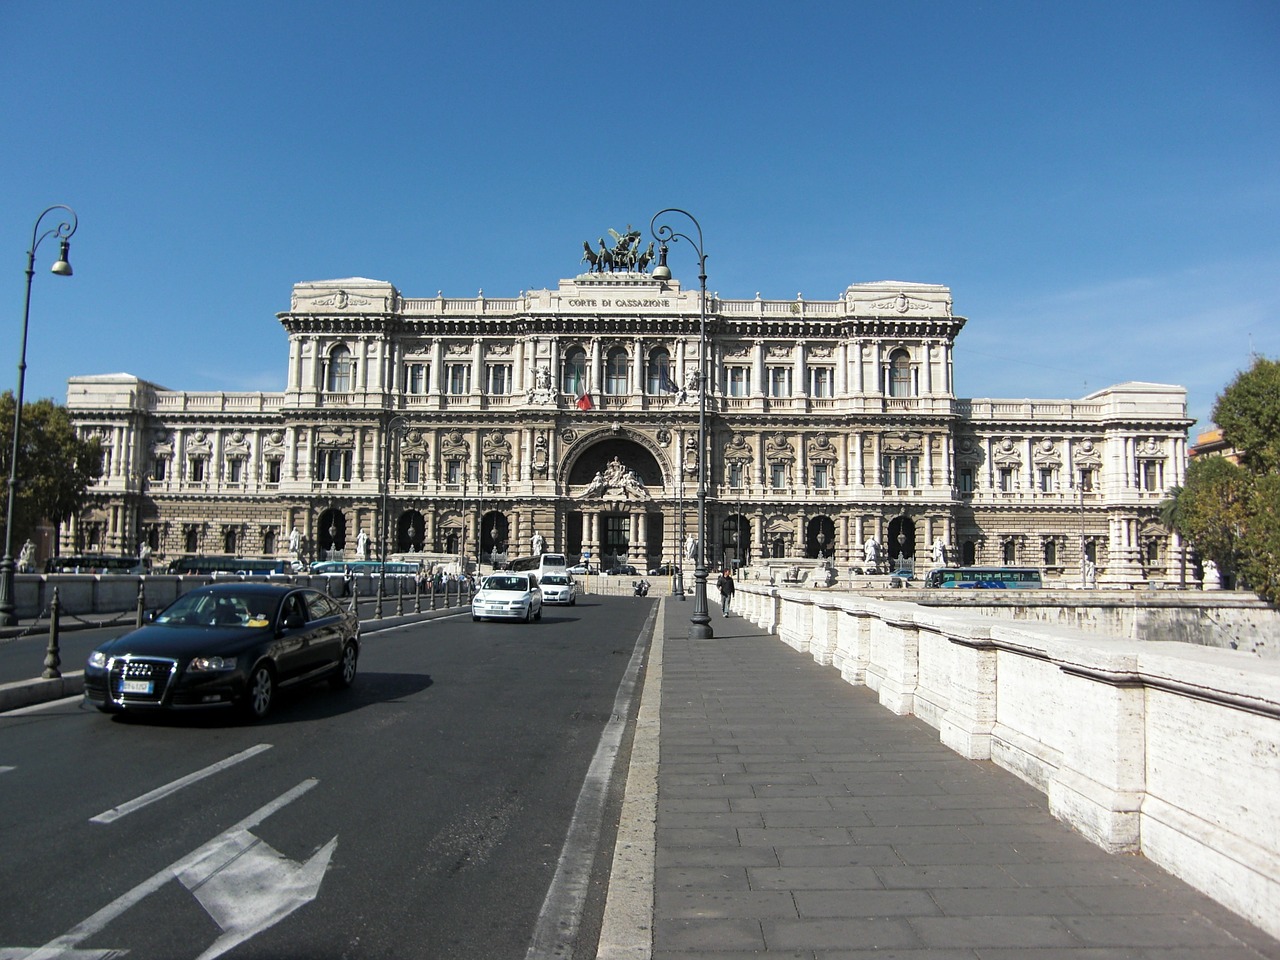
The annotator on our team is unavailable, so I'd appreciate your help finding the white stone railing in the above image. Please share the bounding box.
[733,582,1280,940]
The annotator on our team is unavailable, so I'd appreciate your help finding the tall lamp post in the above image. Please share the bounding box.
[651,208,712,638]
[0,205,77,627]
[377,414,408,616]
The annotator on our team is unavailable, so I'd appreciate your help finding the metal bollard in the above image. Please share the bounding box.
[413,577,421,614]
[395,574,404,617]
[42,587,62,680]
[429,580,437,611]
[135,579,146,628]
[349,579,359,614]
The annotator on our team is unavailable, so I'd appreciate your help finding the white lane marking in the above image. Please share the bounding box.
[20,779,319,960]
[91,744,273,824]
[524,604,656,960]
[1,696,83,717]
[181,832,338,960]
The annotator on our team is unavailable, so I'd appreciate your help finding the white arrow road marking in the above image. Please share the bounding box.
[0,951,123,959]
[178,832,337,960]
[91,744,273,824]
[12,779,325,960]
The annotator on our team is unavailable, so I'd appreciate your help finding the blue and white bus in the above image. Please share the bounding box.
[924,567,1044,589]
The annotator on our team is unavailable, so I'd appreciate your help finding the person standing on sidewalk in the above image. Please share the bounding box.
[716,568,736,616]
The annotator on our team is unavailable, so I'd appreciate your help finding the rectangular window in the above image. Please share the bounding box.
[190,458,205,482]
[813,463,828,489]
[486,364,511,396]
[726,366,750,397]
[446,364,470,395]
[266,460,281,484]
[487,459,502,487]
[728,462,744,489]
[809,367,833,398]
[152,457,167,481]
[228,459,243,483]
[770,463,786,489]
[999,467,1015,492]
[316,450,352,482]
[1079,468,1095,492]
[1138,461,1162,491]
[959,467,974,493]
[767,366,792,398]
[405,459,421,484]
[1045,540,1058,566]
[446,460,462,485]
[406,363,428,394]
[1038,467,1055,492]
[882,456,919,488]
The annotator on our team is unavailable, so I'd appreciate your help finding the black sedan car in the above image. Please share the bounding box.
[84,582,360,720]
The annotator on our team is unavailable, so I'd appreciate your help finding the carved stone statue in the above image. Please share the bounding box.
[931,538,947,567]
[356,529,370,560]
[863,537,880,567]
[685,535,698,561]
[17,539,36,573]
[532,531,545,555]
[289,526,302,558]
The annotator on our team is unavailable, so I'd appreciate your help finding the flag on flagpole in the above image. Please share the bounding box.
[660,369,679,393]
[574,369,593,410]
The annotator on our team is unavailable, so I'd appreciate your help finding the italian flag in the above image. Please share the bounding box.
[574,370,593,410]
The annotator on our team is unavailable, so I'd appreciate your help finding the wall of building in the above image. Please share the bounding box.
[62,271,1192,586]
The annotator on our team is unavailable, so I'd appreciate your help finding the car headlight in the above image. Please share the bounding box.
[88,651,107,669]
[188,655,233,672]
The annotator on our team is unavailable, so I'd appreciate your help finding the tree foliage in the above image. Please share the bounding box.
[1170,356,1280,603]
[0,392,103,549]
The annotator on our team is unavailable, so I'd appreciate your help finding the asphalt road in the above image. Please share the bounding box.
[0,595,655,960]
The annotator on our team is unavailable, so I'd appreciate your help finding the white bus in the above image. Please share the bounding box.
[507,553,568,580]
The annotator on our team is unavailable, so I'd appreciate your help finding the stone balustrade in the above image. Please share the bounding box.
[733,581,1280,940]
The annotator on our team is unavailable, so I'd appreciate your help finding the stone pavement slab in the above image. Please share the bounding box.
[651,601,1280,960]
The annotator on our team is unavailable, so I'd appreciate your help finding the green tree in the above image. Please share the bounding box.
[0,392,103,550]
[1214,357,1280,475]
[1175,455,1249,577]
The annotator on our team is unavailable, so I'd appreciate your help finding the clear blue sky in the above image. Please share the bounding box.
[2,1,1276,432]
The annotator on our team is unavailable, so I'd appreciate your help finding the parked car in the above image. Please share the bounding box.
[472,572,543,622]
[567,563,596,576]
[539,572,578,606]
[83,583,360,720]
[607,564,639,576]
[888,569,914,587]
[648,564,675,576]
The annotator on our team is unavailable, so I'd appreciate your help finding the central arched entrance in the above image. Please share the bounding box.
[565,435,667,572]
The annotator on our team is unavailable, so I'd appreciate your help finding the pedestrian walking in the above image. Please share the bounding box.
[716,568,735,616]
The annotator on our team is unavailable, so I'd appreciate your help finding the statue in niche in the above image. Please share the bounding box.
[532,531,545,555]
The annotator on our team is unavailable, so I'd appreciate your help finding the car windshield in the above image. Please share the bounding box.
[541,575,568,585]
[484,576,529,592]
[156,590,279,627]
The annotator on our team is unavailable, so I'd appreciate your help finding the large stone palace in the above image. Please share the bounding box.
[62,251,1193,586]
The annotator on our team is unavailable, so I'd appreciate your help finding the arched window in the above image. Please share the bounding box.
[1002,539,1017,565]
[327,345,355,392]
[561,347,587,395]
[605,347,629,396]
[646,347,673,395]
[888,349,912,398]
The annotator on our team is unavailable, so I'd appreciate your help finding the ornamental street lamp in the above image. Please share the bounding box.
[377,414,409,617]
[651,208,711,638]
[0,205,77,627]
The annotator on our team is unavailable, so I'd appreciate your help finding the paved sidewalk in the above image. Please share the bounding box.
[650,601,1280,959]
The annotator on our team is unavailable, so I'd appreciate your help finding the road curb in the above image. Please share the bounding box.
[0,672,85,712]
[595,599,661,960]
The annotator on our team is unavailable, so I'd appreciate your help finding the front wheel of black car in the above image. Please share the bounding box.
[243,664,275,720]
[331,642,358,689]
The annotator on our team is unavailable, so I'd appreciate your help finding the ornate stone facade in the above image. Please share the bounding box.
[64,269,1192,585]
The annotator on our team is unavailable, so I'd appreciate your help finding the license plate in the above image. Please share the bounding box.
[122,679,153,694]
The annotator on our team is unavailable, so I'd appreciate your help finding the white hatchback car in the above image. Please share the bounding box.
[471,572,543,623]
[539,572,577,606]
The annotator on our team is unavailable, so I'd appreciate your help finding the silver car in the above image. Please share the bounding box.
[471,572,543,622]
[539,572,577,606]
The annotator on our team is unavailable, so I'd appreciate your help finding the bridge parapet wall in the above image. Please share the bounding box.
[737,582,1280,941]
